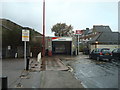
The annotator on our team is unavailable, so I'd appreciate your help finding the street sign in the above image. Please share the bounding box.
[75,30,83,35]
[75,30,83,54]
[22,30,29,41]
[22,29,29,70]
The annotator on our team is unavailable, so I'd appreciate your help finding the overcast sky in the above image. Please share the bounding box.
[0,0,119,36]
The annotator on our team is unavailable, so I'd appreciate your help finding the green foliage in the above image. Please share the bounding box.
[51,23,73,37]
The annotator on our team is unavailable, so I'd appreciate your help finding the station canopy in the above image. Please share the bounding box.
[52,37,72,41]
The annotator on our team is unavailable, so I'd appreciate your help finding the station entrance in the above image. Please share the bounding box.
[52,41,72,55]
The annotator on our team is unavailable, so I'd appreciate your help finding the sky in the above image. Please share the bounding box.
[0,0,119,36]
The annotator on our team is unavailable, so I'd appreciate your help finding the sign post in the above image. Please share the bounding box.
[77,35,79,55]
[75,30,83,55]
[22,30,29,70]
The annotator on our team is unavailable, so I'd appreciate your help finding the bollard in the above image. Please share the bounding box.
[26,57,30,71]
[15,53,18,58]
[30,52,32,58]
[2,76,8,90]
[37,52,41,62]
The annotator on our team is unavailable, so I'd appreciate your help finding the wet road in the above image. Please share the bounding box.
[61,54,119,88]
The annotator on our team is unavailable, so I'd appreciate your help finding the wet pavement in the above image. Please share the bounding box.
[2,53,119,88]
[2,57,83,88]
[61,53,119,88]
[2,58,41,88]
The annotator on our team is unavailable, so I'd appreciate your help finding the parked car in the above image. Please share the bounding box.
[112,48,120,60]
[89,48,112,61]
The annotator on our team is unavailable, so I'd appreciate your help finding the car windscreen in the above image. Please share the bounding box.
[101,49,110,52]
[118,49,120,53]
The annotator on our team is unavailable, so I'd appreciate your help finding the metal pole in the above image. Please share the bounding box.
[24,41,26,69]
[78,35,79,55]
[26,57,30,71]
[42,0,45,57]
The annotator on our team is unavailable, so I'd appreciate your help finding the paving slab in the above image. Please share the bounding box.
[45,57,69,71]
[40,71,84,88]
[2,57,84,88]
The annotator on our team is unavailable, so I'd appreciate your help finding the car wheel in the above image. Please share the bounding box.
[89,55,92,59]
[109,59,112,62]
[96,57,100,61]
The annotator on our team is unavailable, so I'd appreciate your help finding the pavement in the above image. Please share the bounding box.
[1,56,84,89]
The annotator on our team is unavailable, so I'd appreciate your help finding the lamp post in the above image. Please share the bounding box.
[42,0,45,57]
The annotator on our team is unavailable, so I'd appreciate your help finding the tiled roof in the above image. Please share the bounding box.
[89,32,120,44]
[93,25,112,32]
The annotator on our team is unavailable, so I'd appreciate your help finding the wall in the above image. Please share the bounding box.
[45,37,52,51]
[72,36,77,55]
[90,44,119,52]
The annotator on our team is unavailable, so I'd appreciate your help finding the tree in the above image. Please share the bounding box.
[51,23,73,37]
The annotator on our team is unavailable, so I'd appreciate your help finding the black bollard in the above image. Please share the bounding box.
[26,57,30,71]
[2,76,8,90]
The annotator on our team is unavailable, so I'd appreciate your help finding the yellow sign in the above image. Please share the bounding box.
[22,30,29,41]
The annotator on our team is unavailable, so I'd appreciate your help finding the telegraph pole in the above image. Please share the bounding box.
[42,0,45,57]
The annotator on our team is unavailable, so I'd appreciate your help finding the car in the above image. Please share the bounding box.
[112,48,120,60]
[89,48,112,61]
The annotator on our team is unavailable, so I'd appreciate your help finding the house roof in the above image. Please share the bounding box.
[89,32,120,44]
[82,28,93,35]
[93,25,112,33]
[0,18,43,36]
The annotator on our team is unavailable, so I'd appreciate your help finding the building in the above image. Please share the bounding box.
[45,37,78,55]
[78,25,119,52]
[88,32,120,51]
[0,19,42,58]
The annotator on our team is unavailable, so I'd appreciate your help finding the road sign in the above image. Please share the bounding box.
[22,29,29,70]
[22,30,29,41]
[75,30,83,35]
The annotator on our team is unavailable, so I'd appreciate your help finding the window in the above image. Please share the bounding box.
[113,49,117,53]
[94,49,99,52]
[102,49,110,52]
[118,49,120,53]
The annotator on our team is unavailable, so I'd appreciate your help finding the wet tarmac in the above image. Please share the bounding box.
[61,54,119,88]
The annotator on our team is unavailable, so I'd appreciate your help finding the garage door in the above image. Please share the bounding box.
[52,41,71,55]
